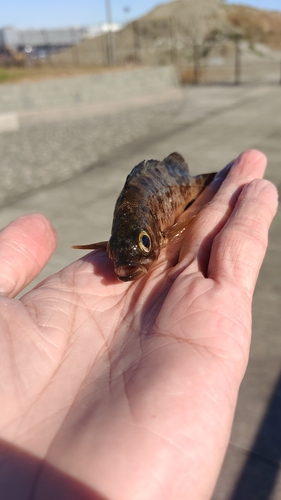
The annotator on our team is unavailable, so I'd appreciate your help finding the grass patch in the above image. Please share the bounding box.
[0,64,141,85]
[0,68,13,83]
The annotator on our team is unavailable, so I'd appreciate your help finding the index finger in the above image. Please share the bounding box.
[170,149,271,279]
[208,178,278,295]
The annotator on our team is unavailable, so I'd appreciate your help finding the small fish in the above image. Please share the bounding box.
[73,152,216,281]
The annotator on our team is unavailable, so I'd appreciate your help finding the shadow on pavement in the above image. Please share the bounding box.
[230,371,281,500]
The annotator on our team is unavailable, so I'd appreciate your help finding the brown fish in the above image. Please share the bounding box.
[73,152,216,281]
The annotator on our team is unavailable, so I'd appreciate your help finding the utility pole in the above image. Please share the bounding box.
[105,0,114,65]
[229,32,242,85]
[234,35,241,85]
[192,40,200,84]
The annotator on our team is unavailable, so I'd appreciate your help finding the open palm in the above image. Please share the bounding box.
[0,150,277,500]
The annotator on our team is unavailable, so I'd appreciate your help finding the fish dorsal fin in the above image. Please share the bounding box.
[163,152,189,172]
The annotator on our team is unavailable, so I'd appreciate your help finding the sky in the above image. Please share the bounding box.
[1,0,281,29]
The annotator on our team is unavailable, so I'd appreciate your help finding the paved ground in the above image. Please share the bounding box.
[0,88,182,206]
[0,83,280,499]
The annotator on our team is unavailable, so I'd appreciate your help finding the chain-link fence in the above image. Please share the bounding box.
[4,19,281,86]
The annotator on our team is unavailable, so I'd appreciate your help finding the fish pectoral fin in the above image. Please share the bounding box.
[163,215,196,245]
[72,241,108,250]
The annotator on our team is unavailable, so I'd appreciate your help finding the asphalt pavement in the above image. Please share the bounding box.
[0,83,280,499]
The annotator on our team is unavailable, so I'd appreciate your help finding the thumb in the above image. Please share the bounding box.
[0,214,57,297]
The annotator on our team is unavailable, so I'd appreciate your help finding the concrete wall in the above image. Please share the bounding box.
[0,66,178,113]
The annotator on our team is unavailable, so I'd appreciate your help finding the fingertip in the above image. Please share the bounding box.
[18,213,57,251]
[233,149,268,176]
[200,149,268,206]
[237,149,267,164]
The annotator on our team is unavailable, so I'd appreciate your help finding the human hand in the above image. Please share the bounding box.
[0,150,278,500]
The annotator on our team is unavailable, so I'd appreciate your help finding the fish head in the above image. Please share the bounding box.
[108,227,160,281]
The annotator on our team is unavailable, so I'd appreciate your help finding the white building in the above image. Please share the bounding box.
[0,26,86,58]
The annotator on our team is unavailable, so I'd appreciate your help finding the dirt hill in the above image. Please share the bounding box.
[226,4,281,48]
[50,1,281,67]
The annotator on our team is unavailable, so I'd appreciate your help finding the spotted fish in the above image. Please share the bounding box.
[73,152,216,281]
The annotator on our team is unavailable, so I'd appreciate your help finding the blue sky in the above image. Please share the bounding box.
[1,0,281,29]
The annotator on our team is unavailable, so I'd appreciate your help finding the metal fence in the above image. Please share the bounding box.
[4,19,281,86]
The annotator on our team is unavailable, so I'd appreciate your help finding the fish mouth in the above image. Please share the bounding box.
[115,263,148,282]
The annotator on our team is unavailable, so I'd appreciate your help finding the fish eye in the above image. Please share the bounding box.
[138,230,151,254]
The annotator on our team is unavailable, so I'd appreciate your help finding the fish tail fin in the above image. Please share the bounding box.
[72,241,108,250]
[194,172,217,192]
[183,172,217,211]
